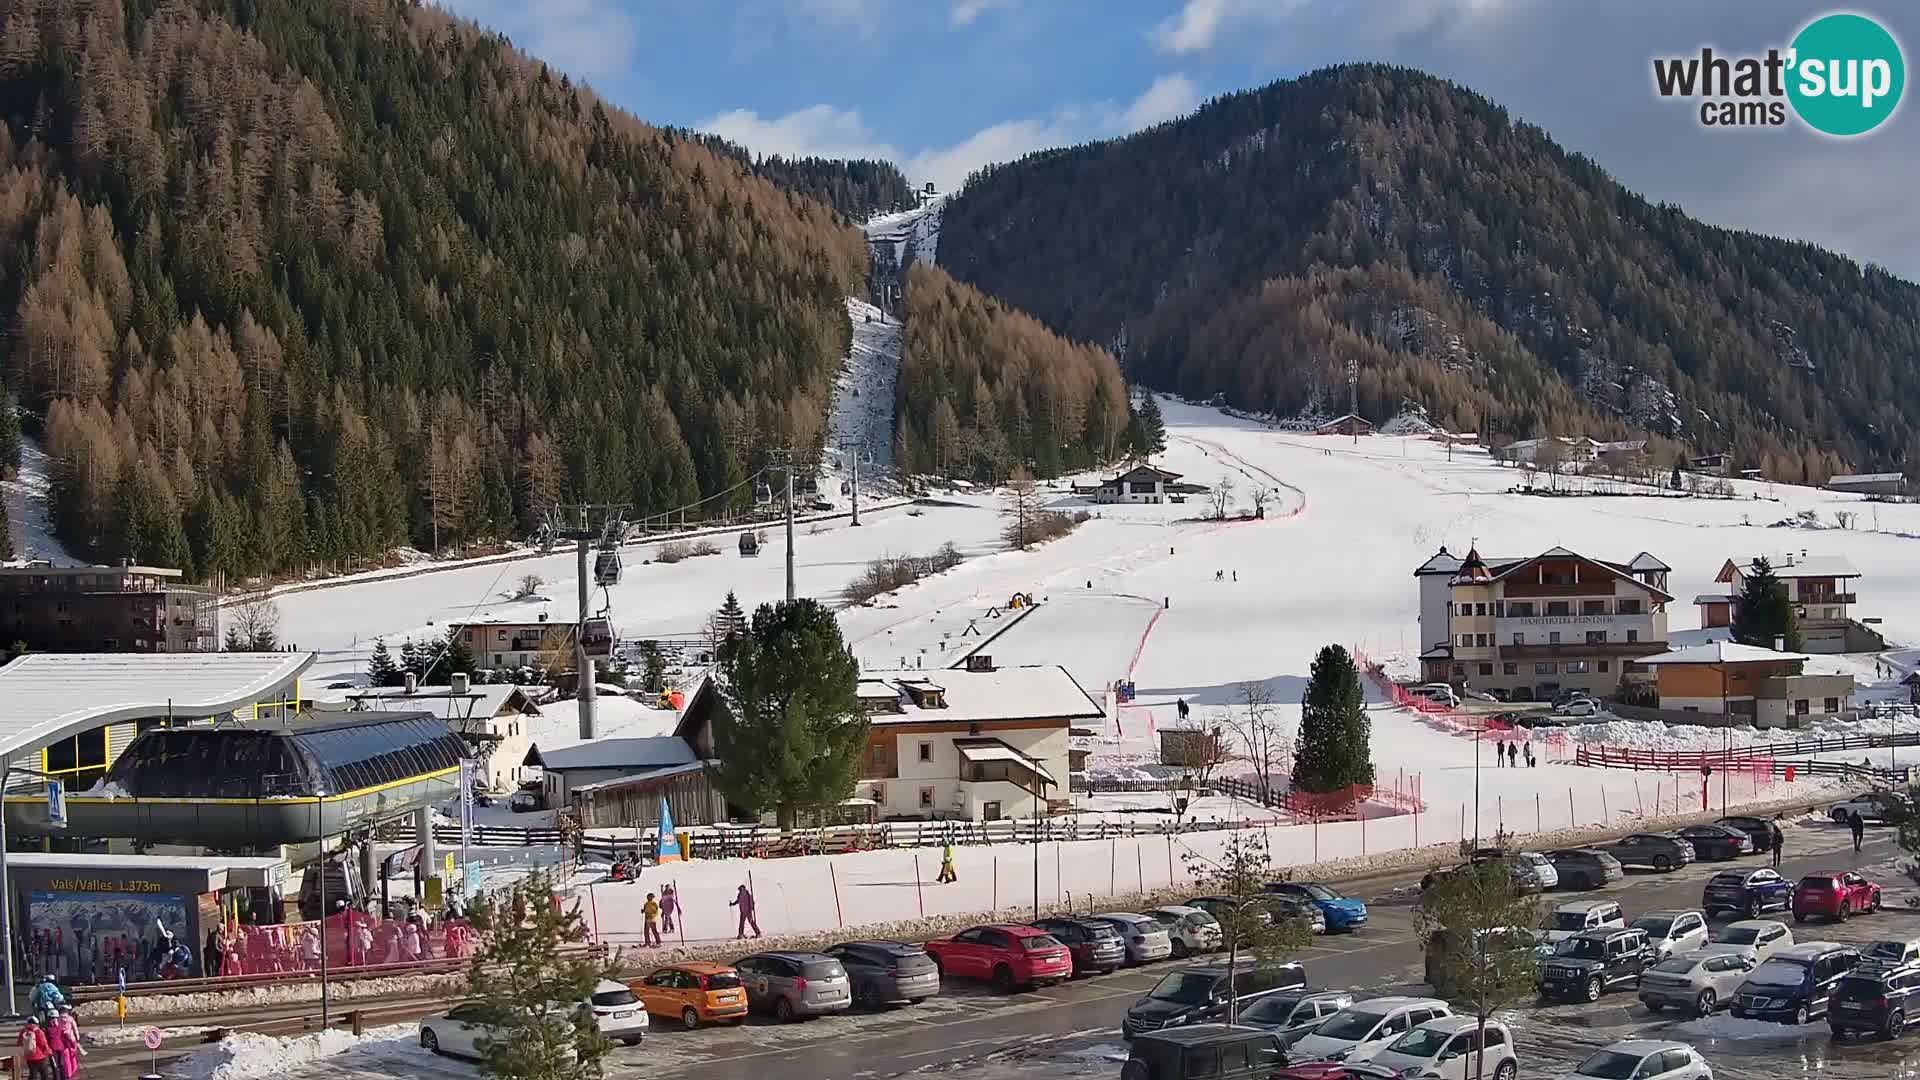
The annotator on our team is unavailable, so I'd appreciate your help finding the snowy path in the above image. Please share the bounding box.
[829,297,903,473]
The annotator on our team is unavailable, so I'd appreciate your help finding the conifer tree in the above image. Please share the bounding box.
[1732,557,1801,651]
[400,639,425,680]
[1293,644,1373,793]
[712,599,866,828]
[462,868,614,1080]
[1137,393,1167,456]
[368,639,402,687]
[0,394,19,478]
[429,627,476,681]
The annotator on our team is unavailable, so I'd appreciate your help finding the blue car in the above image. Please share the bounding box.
[1262,882,1367,932]
[1702,867,1793,919]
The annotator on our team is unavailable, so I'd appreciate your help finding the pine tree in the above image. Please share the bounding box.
[711,591,747,648]
[1293,644,1373,793]
[1732,557,1801,651]
[0,499,10,561]
[400,639,425,680]
[712,599,867,828]
[0,393,19,478]
[1137,393,1167,456]
[368,639,402,687]
[462,868,615,1080]
[430,627,476,681]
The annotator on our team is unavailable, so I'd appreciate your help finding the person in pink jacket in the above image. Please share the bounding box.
[52,1008,84,1080]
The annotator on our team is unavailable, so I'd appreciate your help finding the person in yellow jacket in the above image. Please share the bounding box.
[642,892,662,947]
[937,843,958,884]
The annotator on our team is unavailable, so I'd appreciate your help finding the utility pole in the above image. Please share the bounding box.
[543,503,627,740]
[768,450,800,602]
[1347,353,1358,447]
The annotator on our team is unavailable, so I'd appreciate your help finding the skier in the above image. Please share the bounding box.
[659,884,679,934]
[730,883,762,939]
[30,975,64,1015]
[1524,741,1536,768]
[1769,816,1785,869]
[1176,698,1190,722]
[642,892,663,947]
[938,841,959,883]
[1850,809,1866,854]
[300,923,322,969]
[52,1008,83,1080]
[1215,570,1224,582]
[1232,570,1238,582]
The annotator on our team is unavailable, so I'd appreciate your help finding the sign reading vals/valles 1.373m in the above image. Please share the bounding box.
[1652,11,1906,136]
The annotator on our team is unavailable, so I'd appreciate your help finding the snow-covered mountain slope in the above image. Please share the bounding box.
[864,194,945,269]
[1,435,77,565]
[828,297,903,474]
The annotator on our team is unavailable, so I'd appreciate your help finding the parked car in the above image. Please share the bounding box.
[1732,941,1862,1024]
[1271,1065,1399,1080]
[1189,893,1326,935]
[1121,960,1308,1039]
[1421,851,1550,894]
[1713,815,1778,852]
[1288,996,1453,1062]
[509,789,545,812]
[1150,905,1224,958]
[1030,917,1127,976]
[1542,899,1627,948]
[822,940,940,1007]
[1638,950,1755,1017]
[1829,958,1920,1039]
[1606,832,1696,872]
[1793,871,1882,923]
[582,978,649,1045]
[1633,911,1710,960]
[1411,684,1460,708]
[1425,926,1537,995]
[1357,1015,1518,1080]
[1559,698,1601,717]
[1564,1040,1714,1080]
[1675,824,1753,861]
[734,951,852,1021]
[1701,920,1793,964]
[1120,1024,1291,1080]
[1865,938,1920,966]
[1093,912,1176,965]
[1701,868,1794,920]
[1551,688,1590,710]
[1830,790,1913,824]
[1236,988,1356,1037]
[923,925,1072,992]
[630,962,749,1029]
[1263,882,1368,932]
[1547,848,1626,889]
[420,1002,499,1059]
[1538,928,1654,1003]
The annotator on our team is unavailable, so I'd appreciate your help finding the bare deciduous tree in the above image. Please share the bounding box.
[1250,486,1271,519]
[1223,679,1289,803]
[1208,474,1236,520]
[1002,466,1042,548]
[513,573,545,600]
[223,593,281,652]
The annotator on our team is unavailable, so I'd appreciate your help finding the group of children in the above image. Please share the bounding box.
[16,977,84,1080]
[636,882,768,945]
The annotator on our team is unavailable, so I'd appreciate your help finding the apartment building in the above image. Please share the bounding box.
[1417,546,1672,701]
[0,563,215,653]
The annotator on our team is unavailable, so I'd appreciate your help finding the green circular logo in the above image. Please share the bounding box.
[1787,12,1905,136]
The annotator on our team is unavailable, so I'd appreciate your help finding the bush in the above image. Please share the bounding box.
[659,538,721,563]
[844,543,964,604]
[689,538,720,557]
[1017,509,1089,547]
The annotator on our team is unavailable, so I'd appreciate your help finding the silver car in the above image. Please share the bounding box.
[1639,949,1755,1017]
[1700,919,1793,965]
[823,940,940,1007]
[1094,912,1174,964]
[734,951,852,1021]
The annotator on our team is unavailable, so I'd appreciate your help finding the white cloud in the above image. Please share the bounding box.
[1152,0,1247,55]
[699,76,1202,192]
[432,0,639,79]
[1150,0,1519,57]
[950,0,1011,26]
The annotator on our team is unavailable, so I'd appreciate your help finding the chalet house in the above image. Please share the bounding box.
[342,676,541,790]
[1635,642,1852,728]
[1416,546,1672,701]
[1315,414,1374,437]
[1085,464,1184,504]
[450,614,565,670]
[1697,554,1878,653]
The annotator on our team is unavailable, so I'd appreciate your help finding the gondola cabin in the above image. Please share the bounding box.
[593,548,622,587]
[739,531,760,557]
[580,617,616,659]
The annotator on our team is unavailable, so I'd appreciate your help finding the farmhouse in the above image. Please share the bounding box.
[1825,473,1906,497]
[1633,641,1852,728]
[1081,463,1184,504]
[1315,414,1373,437]
[1695,553,1880,653]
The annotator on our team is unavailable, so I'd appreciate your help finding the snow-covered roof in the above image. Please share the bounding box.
[525,736,699,772]
[1692,594,1734,605]
[1626,553,1671,573]
[954,737,1059,784]
[1414,548,1520,577]
[1724,555,1861,580]
[1104,464,1183,484]
[862,664,1103,725]
[342,683,541,722]
[0,652,313,760]
[1480,548,1677,601]
[1634,642,1810,666]
[570,760,708,795]
[1828,473,1904,485]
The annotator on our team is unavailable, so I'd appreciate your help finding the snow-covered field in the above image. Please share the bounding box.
[275,395,1914,940]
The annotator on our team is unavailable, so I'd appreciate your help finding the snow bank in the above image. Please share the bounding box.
[173,1024,416,1080]
[75,972,463,1021]
[1672,1013,1825,1041]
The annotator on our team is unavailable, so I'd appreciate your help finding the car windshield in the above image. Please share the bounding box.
[591,988,638,1007]
[1020,936,1062,952]
[704,972,742,990]
[1303,884,1340,901]
[1868,942,1912,961]
[1571,1050,1644,1080]
[1239,996,1296,1023]
[1314,1008,1388,1041]
[1384,1027,1452,1057]
[1710,872,1751,887]
[1718,926,1762,945]
[1748,959,1811,988]
[1632,917,1674,937]
[1651,957,1698,975]
[1557,938,1606,961]
[1549,911,1593,931]
[1148,972,1218,1004]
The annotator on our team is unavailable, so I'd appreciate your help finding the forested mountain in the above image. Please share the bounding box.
[940,64,1920,480]
[0,0,867,581]
[682,134,914,221]
[894,263,1129,482]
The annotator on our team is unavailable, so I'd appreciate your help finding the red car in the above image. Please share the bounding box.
[1273,1064,1398,1079]
[1793,871,1882,922]
[923,924,1072,992]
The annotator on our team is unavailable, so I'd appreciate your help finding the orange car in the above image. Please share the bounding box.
[631,962,749,1029]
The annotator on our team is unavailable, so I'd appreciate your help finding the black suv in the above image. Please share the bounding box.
[1605,832,1695,872]
[1733,942,1862,1025]
[1716,815,1778,852]
[1538,928,1653,1002]
[1122,961,1309,1039]
[1829,960,1920,1039]
[1121,1024,1290,1080]
[1547,848,1626,889]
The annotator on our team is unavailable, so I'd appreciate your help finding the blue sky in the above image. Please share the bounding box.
[438,1,1920,278]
